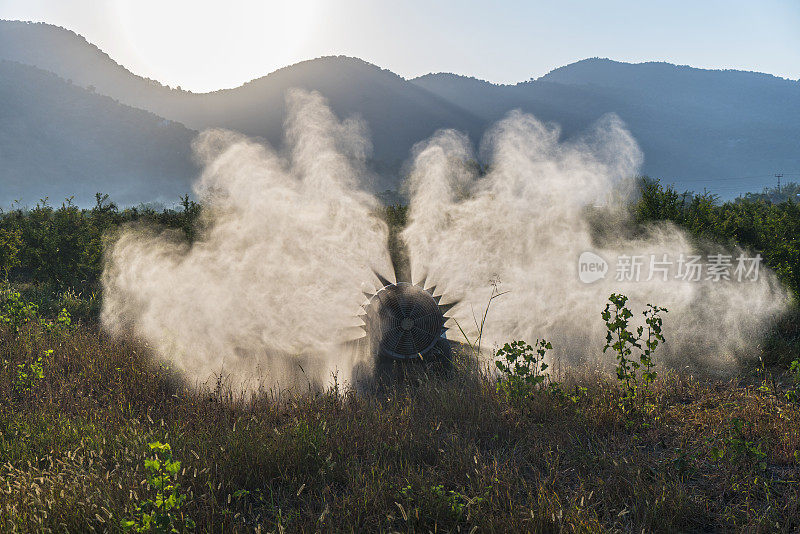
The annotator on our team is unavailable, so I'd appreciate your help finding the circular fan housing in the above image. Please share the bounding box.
[364,282,444,360]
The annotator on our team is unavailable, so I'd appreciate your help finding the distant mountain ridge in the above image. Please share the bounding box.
[0,20,177,105]
[0,59,196,206]
[412,62,800,197]
[1,19,799,205]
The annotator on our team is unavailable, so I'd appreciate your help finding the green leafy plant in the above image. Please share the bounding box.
[602,293,667,410]
[786,358,800,402]
[0,285,40,335]
[123,442,194,533]
[43,307,73,335]
[709,418,768,470]
[13,350,48,393]
[640,302,667,396]
[495,339,553,400]
[0,284,73,339]
[0,227,22,281]
[430,484,482,520]
[602,293,640,404]
[398,483,488,526]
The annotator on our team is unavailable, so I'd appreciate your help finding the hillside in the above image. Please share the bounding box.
[0,20,178,109]
[0,20,485,184]
[2,20,800,201]
[179,57,485,175]
[0,60,196,206]
[413,60,800,196]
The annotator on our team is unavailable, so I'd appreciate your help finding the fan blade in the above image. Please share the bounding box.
[373,269,393,288]
[439,300,460,315]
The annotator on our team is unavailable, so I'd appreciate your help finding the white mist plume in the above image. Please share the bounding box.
[103,95,789,387]
[402,111,789,372]
[102,90,392,387]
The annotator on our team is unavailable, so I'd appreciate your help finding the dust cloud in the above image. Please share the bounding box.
[402,111,789,372]
[102,90,392,389]
[103,97,789,388]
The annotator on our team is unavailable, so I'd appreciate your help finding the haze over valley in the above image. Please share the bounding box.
[2,19,799,205]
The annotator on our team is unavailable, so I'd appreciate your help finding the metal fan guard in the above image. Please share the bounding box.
[364,282,445,360]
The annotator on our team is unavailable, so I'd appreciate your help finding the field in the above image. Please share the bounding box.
[2,181,800,532]
[2,320,800,532]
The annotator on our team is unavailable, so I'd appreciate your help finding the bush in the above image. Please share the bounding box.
[123,442,194,533]
[0,285,40,335]
[601,293,667,411]
[494,339,553,400]
[12,349,47,394]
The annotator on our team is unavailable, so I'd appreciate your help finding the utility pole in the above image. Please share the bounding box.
[776,173,784,195]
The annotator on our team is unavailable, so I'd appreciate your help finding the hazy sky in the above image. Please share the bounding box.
[1,0,798,92]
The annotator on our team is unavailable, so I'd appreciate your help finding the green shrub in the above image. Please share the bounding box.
[12,350,47,394]
[602,293,667,411]
[397,483,488,529]
[494,339,553,400]
[0,227,22,280]
[123,441,194,533]
[0,283,73,337]
[0,193,199,291]
[0,285,40,335]
[785,358,800,402]
[635,177,800,302]
[709,418,768,470]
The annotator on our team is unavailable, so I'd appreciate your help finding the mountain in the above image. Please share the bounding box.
[2,20,799,203]
[413,60,800,196]
[0,20,485,186]
[166,56,485,174]
[0,60,196,206]
[0,19,186,122]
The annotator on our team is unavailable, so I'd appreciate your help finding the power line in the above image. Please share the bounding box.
[654,172,800,185]
[676,173,800,184]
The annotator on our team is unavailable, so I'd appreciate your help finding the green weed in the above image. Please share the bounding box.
[123,441,195,533]
[709,418,768,471]
[494,339,553,400]
[12,350,47,394]
[602,293,667,411]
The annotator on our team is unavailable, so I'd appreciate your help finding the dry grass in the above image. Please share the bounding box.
[2,324,800,532]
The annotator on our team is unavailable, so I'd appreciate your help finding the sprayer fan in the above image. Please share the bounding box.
[362,275,457,361]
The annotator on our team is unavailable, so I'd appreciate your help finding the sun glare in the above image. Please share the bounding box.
[113,0,320,91]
